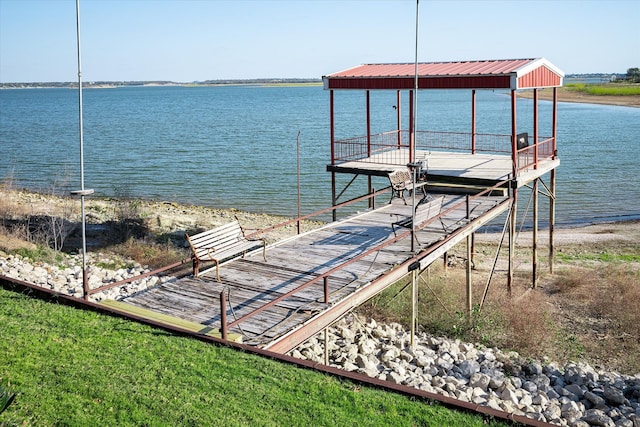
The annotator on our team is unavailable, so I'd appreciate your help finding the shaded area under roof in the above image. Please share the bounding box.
[323,58,564,90]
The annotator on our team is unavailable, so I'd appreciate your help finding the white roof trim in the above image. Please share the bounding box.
[515,57,565,78]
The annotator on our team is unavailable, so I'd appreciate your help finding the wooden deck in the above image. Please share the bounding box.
[327,149,560,188]
[119,193,510,352]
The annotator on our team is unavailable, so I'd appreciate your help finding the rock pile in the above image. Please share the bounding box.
[3,251,639,426]
[0,252,175,302]
[291,315,640,427]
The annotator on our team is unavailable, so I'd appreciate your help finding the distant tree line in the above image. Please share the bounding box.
[625,68,640,83]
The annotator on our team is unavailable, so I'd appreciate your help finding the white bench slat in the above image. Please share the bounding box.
[185,219,266,281]
[391,195,444,245]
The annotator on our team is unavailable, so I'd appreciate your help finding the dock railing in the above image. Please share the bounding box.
[516,136,556,172]
[219,178,512,342]
[333,130,555,172]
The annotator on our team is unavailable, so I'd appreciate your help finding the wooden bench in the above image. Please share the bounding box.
[388,168,428,204]
[391,195,444,245]
[185,218,266,282]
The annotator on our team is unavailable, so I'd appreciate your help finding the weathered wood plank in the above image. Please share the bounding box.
[121,193,508,348]
[100,299,242,342]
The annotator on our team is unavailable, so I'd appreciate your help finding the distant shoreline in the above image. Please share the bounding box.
[3,80,638,108]
[518,86,640,108]
[0,79,323,90]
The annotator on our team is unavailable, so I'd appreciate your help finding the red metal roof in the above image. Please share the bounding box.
[323,58,564,90]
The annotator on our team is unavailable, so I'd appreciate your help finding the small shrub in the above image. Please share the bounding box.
[13,245,56,264]
[500,293,555,357]
[113,238,187,269]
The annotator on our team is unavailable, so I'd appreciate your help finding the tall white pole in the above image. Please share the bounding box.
[413,0,419,161]
[73,0,94,299]
[410,0,420,252]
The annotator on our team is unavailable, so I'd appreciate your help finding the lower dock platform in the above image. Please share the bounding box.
[119,192,510,353]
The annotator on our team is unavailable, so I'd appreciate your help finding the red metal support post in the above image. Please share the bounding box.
[330,90,337,222]
[82,269,89,300]
[510,89,517,178]
[220,290,228,340]
[324,277,329,304]
[533,88,539,169]
[552,87,558,158]
[396,90,402,149]
[330,90,335,165]
[471,89,476,154]
[366,90,373,207]
[366,90,371,157]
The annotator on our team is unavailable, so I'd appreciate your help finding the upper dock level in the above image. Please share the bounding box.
[323,58,563,196]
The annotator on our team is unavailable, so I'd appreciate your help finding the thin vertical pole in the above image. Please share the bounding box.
[296,131,301,234]
[511,89,517,177]
[550,87,558,273]
[550,169,556,274]
[330,90,335,164]
[410,269,417,349]
[466,195,472,320]
[220,290,228,340]
[532,178,538,288]
[409,90,414,160]
[396,90,402,148]
[411,165,416,253]
[324,277,329,304]
[533,88,539,169]
[366,91,373,207]
[552,87,558,156]
[324,327,329,365]
[75,0,91,300]
[508,88,517,296]
[411,0,419,163]
[330,90,337,222]
[331,173,337,222]
[470,232,475,266]
[366,90,371,157]
[508,188,517,296]
[471,89,476,154]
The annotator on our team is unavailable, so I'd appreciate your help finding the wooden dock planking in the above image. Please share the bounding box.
[329,149,559,189]
[120,192,508,347]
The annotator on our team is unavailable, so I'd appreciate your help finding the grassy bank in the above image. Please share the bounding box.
[0,287,506,427]
[517,83,640,107]
[565,82,640,96]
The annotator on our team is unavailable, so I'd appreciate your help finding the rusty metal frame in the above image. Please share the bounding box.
[221,179,511,348]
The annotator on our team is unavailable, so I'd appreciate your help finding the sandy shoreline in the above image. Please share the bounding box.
[518,86,640,108]
[474,219,640,246]
[1,187,639,252]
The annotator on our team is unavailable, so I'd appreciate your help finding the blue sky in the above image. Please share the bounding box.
[1,0,638,83]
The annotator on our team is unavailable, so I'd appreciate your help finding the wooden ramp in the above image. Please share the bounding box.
[119,193,509,352]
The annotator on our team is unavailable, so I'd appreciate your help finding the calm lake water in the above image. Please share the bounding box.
[1,85,639,227]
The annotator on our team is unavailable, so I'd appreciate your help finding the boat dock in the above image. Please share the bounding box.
[104,58,564,355]
[119,191,509,353]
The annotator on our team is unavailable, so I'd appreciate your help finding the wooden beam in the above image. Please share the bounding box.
[100,299,242,342]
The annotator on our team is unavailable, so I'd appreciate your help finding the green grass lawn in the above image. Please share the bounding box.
[0,287,507,427]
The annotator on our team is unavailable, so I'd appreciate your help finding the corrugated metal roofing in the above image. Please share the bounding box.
[324,58,564,90]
